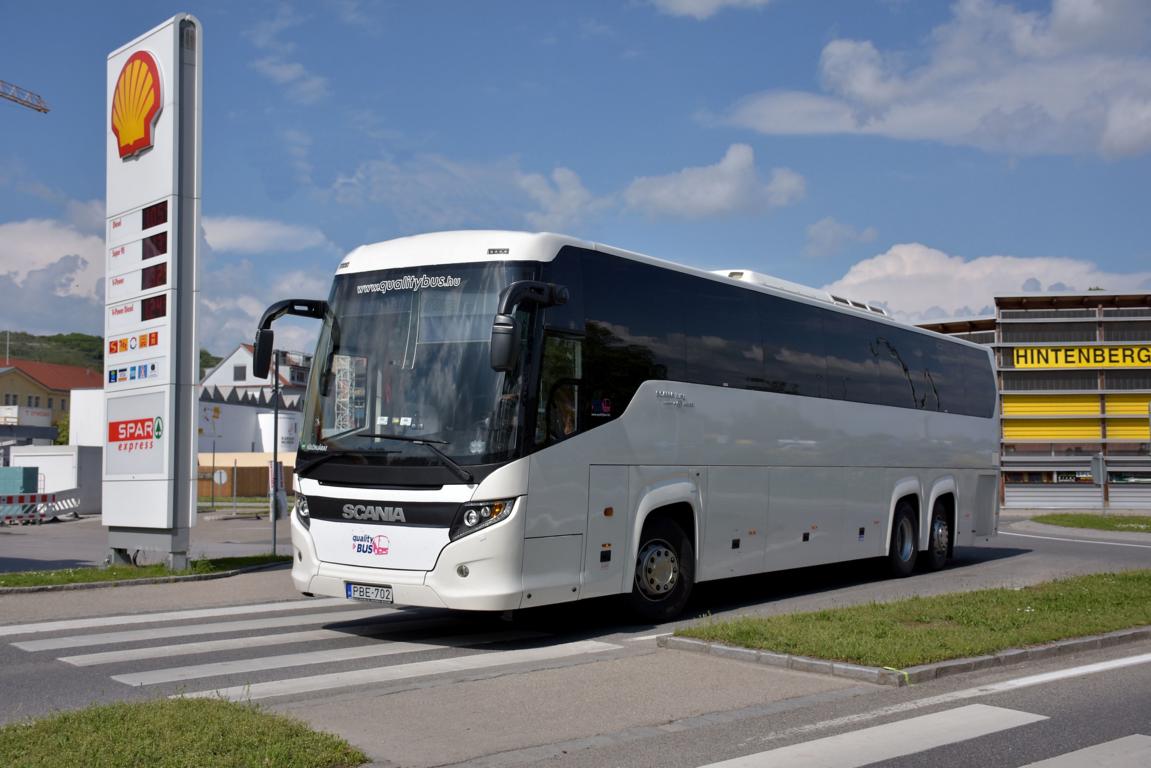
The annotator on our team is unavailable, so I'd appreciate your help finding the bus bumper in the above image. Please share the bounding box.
[289,503,526,612]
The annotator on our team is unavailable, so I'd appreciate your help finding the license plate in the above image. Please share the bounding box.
[345,583,394,603]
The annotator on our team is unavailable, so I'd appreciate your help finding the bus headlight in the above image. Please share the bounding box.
[295,495,310,530]
[450,498,514,541]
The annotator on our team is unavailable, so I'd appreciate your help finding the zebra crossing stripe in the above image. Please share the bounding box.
[695,704,1046,768]
[13,608,390,652]
[1017,735,1151,767]
[60,629,360,666]
[0,598,355,637]
[58,616,458,666]
[111,631,544,686]
[180,639,620,701]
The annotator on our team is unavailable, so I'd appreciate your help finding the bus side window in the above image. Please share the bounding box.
[537,335,582,444]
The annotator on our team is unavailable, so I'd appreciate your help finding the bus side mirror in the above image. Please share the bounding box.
[254,329,275,379]
[490,314,519,372]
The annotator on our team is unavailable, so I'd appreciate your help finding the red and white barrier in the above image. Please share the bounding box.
[1,494,57,505]
[1,493,56,525]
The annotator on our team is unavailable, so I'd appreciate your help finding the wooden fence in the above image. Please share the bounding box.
[196,464,295,499]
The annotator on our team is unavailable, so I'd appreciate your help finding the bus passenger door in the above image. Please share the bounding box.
[701,468,769,580]
[583,465,629,599]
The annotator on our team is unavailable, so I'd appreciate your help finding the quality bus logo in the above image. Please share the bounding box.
[111,50,162,159]
[352,533,390,556]
[107,416,164,453]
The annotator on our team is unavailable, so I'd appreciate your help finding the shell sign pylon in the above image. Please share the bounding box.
[111,50,162,159]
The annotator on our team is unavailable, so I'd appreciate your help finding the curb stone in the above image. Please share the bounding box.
[0,561,291,595]
[657,625,1151,687]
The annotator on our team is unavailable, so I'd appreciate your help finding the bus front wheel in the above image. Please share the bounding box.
[886,501,918,578]
[629,518,694,622]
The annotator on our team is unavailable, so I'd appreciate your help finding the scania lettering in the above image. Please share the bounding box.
[255,231,999,619]
[342,504,406,523]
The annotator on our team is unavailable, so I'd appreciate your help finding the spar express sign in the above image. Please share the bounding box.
[105,391,168,476]
[108,416,164,452]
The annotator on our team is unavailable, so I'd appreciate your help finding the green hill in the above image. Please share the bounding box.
[1,330,222,377]
[1,331,103,368]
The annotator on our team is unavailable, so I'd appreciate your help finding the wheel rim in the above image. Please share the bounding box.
[635,538,679,600]
[931,514,949,560]
[895,517,915,563]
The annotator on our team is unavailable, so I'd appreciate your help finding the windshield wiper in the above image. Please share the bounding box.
[359,433,474,484]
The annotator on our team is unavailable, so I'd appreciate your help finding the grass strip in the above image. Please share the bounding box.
[0,554,290,588]
[1033,513,1151,533]
[0,698,366,768]
[677,570,1151,669]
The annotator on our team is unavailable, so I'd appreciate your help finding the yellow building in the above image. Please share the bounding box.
[0,359,104,427]
[923,291,1151,510]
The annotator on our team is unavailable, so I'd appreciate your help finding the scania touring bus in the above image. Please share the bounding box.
[254,231,999,620]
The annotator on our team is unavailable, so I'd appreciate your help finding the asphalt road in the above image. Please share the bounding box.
[1,515,1149,767]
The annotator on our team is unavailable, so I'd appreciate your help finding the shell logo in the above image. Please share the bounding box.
[111,51,162,159]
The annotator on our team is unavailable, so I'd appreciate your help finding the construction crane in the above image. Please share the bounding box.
[0,80,49,113]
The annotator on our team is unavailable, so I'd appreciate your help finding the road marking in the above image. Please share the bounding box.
[626,633,671,642]
[111,631,543,686]
[740,652,1151,751]
[180,639,620,701]
[12,608,390,652]
[698,704,1046,767]
[999,531,1151,549]
[1018,735,1151,767]
[59,628,368,666]
[0,598,358,636]
[58,616,456,666]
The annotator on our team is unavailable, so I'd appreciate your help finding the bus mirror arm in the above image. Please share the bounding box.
[495,281,569,316]
[490,281,569,372]
[253,299,328,378]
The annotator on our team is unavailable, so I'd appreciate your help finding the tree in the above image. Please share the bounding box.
[199,349,222,379]
[54,412,69,445]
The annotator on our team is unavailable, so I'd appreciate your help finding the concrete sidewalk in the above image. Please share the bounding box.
[0,513,291,573]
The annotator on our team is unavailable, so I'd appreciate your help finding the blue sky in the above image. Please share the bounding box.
[3,0,1151,355]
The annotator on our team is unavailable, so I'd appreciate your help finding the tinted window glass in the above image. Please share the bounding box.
[822,311,879,404]
[577,249,686,418]
[684,280,762,389]
[960,345,997,417]
[761,297,826,397]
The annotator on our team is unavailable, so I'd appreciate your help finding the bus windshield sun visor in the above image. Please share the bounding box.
[490,281,569,371]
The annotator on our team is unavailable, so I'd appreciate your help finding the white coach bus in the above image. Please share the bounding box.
[254,231,999,620]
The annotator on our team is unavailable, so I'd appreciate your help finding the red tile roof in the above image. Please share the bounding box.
[3,359,104,392]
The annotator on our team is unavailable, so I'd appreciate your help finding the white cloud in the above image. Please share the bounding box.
[0,218,103,300]
[203,216,337,255]
[823,242,1151,322]
[0,256,102,337]
[331,154,525,229]
[331,153,608,232]
[727,0,1151,156]
[247,7,329,104]
[650,0,775,21]
[624,144,805,218]
[805,217,877,258]
[517,167,605,231]
[64,199,105,235]
[197,244,331,355]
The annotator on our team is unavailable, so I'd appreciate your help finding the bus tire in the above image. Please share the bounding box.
[924,500,951,572]
[887,501,918,578]
[629,518,694,622]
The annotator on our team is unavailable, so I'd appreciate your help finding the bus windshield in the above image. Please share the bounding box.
[299,262,537,470]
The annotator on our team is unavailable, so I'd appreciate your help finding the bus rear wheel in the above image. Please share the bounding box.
[924,500,951,572]
[886,501,918,578]
[629,518,694,622]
